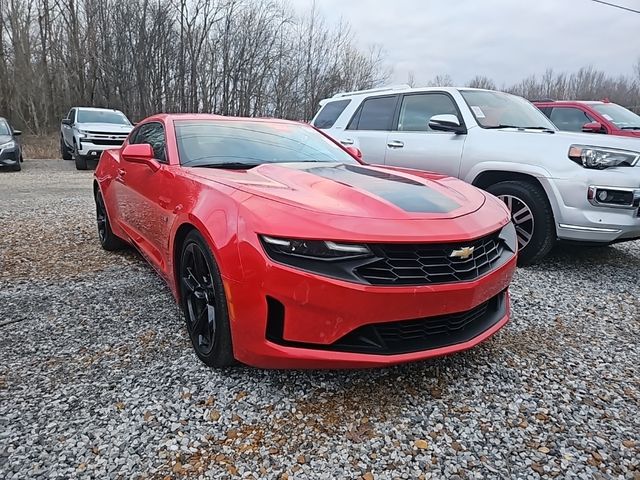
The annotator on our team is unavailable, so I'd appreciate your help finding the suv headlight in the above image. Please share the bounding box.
[569,145,640,169]
[261,236,371,260]
[0,140,16,149]
[77,130,88,139]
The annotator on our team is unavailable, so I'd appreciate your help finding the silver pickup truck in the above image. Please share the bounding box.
[60,107,133,170]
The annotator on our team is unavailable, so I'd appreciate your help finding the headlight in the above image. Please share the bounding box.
[261,235,371,260]
[0,140,16,149]
[569,145,640,169]
[77,130,88,139]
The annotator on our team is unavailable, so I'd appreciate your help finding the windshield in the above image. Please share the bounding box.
[77,110,130,125]
[175,120,360,167]
[0,121,10,135]
[461,90,557,130]
[592,104,640,129]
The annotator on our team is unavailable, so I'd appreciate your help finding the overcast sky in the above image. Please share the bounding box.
[305,0,640,86]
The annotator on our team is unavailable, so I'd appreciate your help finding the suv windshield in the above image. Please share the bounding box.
[175,120,360,167]
[461,90,556,130]
[592,103,640,129]
[0,121,10,135]
[77,110,130,125]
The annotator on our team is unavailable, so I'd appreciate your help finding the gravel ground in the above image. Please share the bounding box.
[1,159,639,480]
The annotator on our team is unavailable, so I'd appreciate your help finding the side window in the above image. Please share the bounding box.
[549,107,593,132]
[313,100,351,129]
[131,122,167,162]
[397,93,459,132]
[69,109,76,123]
[348,96,397,131]
[537,107,552,118]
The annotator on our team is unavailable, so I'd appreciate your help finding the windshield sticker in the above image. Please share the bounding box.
[471,106,486,118]
[602,114,614,121]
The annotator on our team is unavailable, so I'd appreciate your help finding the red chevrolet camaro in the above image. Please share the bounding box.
[94,114,517,369]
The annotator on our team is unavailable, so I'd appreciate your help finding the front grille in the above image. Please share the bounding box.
[355,233,504,286]
[90,139,125,146]
[331,291,507,354]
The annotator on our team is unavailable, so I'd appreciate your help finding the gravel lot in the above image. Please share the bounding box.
[1,159,639,480]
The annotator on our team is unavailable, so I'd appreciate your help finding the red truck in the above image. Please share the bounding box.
[534,99,640,138]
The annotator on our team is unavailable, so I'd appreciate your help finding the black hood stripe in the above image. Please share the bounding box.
[300,164,460,213]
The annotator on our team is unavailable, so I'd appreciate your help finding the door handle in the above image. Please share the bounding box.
[387,140,404,148]
[340,138,354,146]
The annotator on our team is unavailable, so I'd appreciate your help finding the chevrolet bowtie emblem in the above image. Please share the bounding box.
[450,246,475,260]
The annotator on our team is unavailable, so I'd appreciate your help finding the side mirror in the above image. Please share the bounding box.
[61,118,72,126]
[121,143,160,172]
[429,114,465,134]
[12,130,21,136]
[582,121,604,133]
[345,145,363,160]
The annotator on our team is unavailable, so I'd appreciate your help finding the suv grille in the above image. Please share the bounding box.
[356,233,504,286]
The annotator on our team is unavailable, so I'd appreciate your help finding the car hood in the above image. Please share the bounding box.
[0,134,13,145]
[487,128,640,151]
[187,162,487,220]
[76,122,132,133]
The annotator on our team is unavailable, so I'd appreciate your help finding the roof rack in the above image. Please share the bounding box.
[332,84,411,98]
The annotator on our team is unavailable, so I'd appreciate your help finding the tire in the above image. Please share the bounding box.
[94,190,126,251]
[11,159,21,172]
[60,137,72,160]
[75,154,88,170]
[179,230,235,368]
[487,180,555,266]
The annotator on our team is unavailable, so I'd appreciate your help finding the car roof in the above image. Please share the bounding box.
[74,107,125,112]
[325,85,499,101]
[144,113,305,125]
[533,100,607,106]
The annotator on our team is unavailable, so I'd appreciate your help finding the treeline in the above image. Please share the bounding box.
[0,0,389,133]
[424,63,640,113]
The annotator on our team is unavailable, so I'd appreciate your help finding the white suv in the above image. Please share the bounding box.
[60,107,133,170]
[314,86,640,264]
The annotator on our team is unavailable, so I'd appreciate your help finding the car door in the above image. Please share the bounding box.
[62,109,76,145]
[383,92,466,177]
[117,121,176,272]
[342,95,399,165]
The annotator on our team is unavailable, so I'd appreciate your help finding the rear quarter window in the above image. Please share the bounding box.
[313,100,351,129]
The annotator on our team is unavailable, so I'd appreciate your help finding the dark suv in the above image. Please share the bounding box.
[534,100,640,138]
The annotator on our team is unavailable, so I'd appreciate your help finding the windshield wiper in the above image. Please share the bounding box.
[483,124,554,133]
[189,162,262,170]
[621,126,640,130]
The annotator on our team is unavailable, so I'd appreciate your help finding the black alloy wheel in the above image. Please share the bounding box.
[179,230,234,367]
[95,191,126,251]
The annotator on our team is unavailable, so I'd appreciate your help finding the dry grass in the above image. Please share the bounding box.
[21,133,59,159]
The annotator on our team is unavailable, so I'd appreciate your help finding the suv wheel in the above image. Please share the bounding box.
[60,137,72,160]
[487,181,555,266]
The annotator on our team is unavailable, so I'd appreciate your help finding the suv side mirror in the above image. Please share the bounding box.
[12,130,21,136]
[429,114,465,134]
[121,143,160,172]
[582,121,604,133]
[61,118,72,126]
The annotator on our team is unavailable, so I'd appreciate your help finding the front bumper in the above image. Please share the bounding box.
[549,174,640,243]
[224,245,517,369]
[76,139,125,157]
[0,146,20,166]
